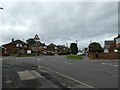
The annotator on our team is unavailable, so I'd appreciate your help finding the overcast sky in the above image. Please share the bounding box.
[0,0,119,49]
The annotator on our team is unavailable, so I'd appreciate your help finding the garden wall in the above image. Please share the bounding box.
[88,52,120,60]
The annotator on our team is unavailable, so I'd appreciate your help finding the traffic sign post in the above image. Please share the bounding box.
[34,34,40,67]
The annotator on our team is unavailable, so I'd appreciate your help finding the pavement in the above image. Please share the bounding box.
[1,56,119,89]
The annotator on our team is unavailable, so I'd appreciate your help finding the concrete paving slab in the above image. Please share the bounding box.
[17,70,37,80]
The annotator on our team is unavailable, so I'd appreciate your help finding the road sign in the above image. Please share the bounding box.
[34,34,40,40]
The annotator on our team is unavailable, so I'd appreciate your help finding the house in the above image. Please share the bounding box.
[2,39,28,55]
[104,40,116,53]
[47,43,57,53]
[28,41,47,54]
[114,34,120,49]
[57,45,70,52]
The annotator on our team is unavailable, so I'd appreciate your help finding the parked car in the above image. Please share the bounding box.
[77,52,83,55]
[2,51,10,56]
[77,51,85,55]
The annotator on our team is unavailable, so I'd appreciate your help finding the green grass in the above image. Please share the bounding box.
[67,55,83,60]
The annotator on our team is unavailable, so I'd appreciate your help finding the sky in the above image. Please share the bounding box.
[0,0,119,49]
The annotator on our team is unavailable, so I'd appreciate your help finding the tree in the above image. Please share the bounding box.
[88,42,104,53]
[70,43,78,54]
[26,38,36,45]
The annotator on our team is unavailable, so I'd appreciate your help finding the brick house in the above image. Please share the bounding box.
[104,40,116,53]
[114,34,120,49]
[2,39,28,55]
[47,43,57,53]
[29,41,47,54]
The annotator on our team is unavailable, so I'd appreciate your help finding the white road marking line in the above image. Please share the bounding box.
[101,63,119,67]
[38,65,94,89]
[5,80,12,84]
[64,62,67,64]
[113,65,119,67]
[30,70,43,78]
[38,59,41,60]
[109,64,112,66]
[101,63,108,65]
[64,62,72,65]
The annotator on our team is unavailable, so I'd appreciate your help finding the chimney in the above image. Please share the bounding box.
[12,38,14,42]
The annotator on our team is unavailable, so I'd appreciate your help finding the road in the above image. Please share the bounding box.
[2,56,119,89]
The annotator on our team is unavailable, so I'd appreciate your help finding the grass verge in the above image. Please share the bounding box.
[67,55,83,60]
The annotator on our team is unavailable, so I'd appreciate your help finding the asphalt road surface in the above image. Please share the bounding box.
[2,56,119,89]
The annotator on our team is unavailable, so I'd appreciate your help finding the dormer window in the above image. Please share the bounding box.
[16,44,22,47]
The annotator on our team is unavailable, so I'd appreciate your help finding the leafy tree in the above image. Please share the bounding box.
[70,43,78,54]
[26,38,36,45]
[88,42,104,53]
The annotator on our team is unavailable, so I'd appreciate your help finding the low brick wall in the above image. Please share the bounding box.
[88,52,120,60]
[98,53,120,60]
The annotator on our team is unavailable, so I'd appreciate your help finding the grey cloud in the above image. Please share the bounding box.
[1,2,118,49]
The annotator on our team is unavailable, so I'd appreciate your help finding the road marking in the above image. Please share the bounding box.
[101,63,119,67]
[101,63,108,65]
[17,70,37,80]
[64,62,67,64]
[109,64,112,66]
[113,65,119,67]
[38,59,41,61]
[5,80,12,84]
[30,70,43,78]
[64,62,72,65]
[38,65,95,89]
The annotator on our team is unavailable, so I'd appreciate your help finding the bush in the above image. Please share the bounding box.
[89,42,104,53]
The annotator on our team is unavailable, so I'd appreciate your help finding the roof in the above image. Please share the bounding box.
[115,34,120,39]
[2,39,27,46]
[104,40,115,49]
[48,43,57,47]
[105,40,115,45]
[30,41,46,47]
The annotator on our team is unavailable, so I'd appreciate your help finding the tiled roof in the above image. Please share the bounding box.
[105,40,115,45]
[115,34,120,39]
[2,39,27,46]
